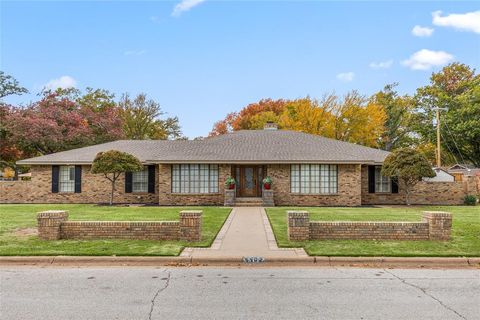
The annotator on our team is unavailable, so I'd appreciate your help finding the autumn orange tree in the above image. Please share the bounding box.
[210,92,387,148]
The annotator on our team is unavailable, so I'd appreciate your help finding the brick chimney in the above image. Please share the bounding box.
[264,121,278,130]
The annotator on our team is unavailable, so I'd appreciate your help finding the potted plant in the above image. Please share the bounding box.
[225,176,236,190]
[262,176,272,190]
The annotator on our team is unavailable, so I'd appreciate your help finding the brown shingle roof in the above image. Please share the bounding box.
[17,130,390,165]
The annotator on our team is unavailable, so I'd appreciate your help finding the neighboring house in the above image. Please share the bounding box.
[423,168,454,182]
[448,164,480,182]
[0,124,473,206]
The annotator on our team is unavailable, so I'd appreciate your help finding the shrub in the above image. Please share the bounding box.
[464,195,477,206]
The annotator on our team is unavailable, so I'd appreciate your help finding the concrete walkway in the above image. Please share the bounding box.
[181,207,307,259]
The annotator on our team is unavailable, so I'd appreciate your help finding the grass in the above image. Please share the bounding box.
[266,206,480,257]
[0,204,231,256]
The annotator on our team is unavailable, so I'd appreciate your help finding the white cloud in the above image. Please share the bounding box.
[402,49,454,70]
[412,25,434,37]
[172,0,206,17]
[369,60,393,69]
[432,10,480,34]
[336,72,355,82]
[124,50,147,56]
[44,76,77,90]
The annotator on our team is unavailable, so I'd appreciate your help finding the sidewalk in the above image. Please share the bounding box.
[181,207,307,259]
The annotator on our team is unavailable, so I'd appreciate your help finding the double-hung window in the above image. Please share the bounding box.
[374,166,391,192]
[172,164,218,194]
[132,168,148,193]
[291,164,337,194]
[59,166,75,193]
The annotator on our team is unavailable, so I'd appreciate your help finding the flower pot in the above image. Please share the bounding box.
[228,184,235,190]
[264,183,271,190]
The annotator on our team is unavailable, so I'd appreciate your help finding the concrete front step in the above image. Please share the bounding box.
[235,198,263,207]
[235,203,264,207]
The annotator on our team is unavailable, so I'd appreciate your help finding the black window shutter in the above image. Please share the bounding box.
[74,165,82,193]
[125,172,133,193]
[391,177,399,193]
[148,165,155,193]
[368,165,376,193]
[52,165,59,193]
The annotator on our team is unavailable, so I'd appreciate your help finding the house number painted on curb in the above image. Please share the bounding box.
[243,257,265,263]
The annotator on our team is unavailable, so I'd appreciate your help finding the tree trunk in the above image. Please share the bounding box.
[110,180,115,206]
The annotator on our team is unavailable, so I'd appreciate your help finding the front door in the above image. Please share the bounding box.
[233,165,264,197]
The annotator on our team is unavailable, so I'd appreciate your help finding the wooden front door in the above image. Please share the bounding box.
[233,165,264,197]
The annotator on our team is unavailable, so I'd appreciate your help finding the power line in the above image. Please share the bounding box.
[442,113,467,165]
[440,129,458,165]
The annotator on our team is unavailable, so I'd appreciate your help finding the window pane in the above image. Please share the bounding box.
[375,166,391,192]
[59,166,75,192]
[132,168,148,192]
[291,165,300,193]
[172,165,180,193]
[172,164,218,194]
[291,164,337,194]
[209,165,218,193]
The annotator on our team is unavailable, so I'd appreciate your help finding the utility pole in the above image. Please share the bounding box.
[434,107,447,168]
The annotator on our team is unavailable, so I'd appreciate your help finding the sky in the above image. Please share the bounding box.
[1,0,479,138]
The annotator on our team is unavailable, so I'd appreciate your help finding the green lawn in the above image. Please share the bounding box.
[266,206,480,257]
[0,204,231,256]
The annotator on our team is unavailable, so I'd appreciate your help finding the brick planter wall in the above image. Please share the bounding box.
[224,189,236,206]
[262,189,274,207]
[288,211,452,241]
[37,210,202,242]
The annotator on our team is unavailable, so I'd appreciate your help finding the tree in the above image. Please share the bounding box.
[119,93,181,140]
[372,83,414,151]
[414,63,480,166]
[77,88,125,144]
[0,71,28,99]
[4,91,94,156]
[91,150,143,205]
[209,93,386,148]
[382,148,435,205]
[330,91,386,148]
[209,99,287,136]
[278,96,335,137]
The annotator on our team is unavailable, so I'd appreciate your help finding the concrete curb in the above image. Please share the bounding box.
[1,256,479,268]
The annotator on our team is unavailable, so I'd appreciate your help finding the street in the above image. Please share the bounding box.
[1,267,479,320]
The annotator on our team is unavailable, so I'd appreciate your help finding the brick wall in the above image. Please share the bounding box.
[267,164,362,207]
[360,166,470,205]
[0,165,158,204]
[287,211,452,241]
[158,164,231,206]
[37,210,202,241]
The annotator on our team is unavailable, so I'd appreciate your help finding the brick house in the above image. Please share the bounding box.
[1,124,473,206]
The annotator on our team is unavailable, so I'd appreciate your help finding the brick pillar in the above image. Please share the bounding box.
[423,211,452,240]
[224,190,236,206]
[37,210,69,240]
[179,210,202,241]
[262,189,274,207]
[287,211,310,241]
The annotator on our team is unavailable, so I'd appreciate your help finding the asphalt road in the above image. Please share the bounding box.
[1,267,479,320]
